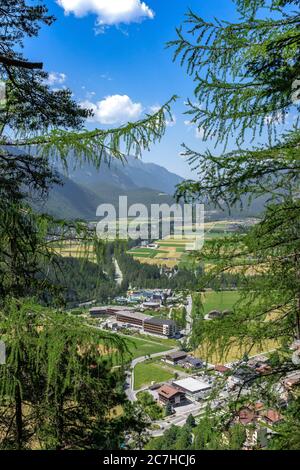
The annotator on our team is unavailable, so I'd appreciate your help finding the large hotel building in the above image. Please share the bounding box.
[90,307,177,338]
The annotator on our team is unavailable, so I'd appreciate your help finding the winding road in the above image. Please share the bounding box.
[125,347,180,401]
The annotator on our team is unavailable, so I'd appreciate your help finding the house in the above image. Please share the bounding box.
[283,371,300,390]
[259,409,283,426]
[247,355,269,369]
[165,351,187,365]
[255,364,272,375]
[157,384,186,406]
[215,365,231,374]
[205,310,223,320]
[228,366,258,388]
[238,407,256,425]
[183,356,203,369]
[173,377,211,400]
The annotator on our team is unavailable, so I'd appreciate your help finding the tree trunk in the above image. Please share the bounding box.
[15,382,23,450]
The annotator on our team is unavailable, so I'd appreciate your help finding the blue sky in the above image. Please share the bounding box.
[23,1,290,178]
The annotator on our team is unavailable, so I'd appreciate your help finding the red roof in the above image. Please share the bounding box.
[215,365,231,373]
[256,365,272,375]
[261,409,283,424]
[158,384,182,399]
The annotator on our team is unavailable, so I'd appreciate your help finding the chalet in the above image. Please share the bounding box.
[157,384,186,406]
[183,356,203,369]
[259,409,283,426]
[165,351,187,365]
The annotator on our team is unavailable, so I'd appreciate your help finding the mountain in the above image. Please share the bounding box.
[68,155,184,195]
[29,153,267,221]
[35,156,184,220]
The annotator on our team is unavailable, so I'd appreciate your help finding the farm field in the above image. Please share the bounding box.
[50,219,251,268]
[201,290,241,314]
[195,339,278,364]
[195,290,278,363]
[127,220,249,268]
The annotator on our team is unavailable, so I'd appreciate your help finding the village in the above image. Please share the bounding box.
[87,289,300,450]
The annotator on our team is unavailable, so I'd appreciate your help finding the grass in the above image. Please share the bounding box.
[201,290,241,314]
[121,336,173,361]
[134,360,175,390]
[196,339,278,364]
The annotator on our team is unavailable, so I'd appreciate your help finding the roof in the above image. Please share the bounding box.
[166,351,187,360]
[262,409,283,424]
[238,407,256,425]
[144,317,176,327]
[173,377,211,393]
[158,384,183,399]
[215,365,231,373]
[283,372,300,388]
[185,356,203,366]
[117,311,148,321]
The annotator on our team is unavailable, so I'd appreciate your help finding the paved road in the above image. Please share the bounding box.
[125,348,180,401]
[150,404,206,437]
[184,295,193,342]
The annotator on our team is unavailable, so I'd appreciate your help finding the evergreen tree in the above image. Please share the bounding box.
[0,1,174,449]
[168,0,300,449]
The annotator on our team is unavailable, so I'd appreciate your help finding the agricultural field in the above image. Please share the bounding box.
[194,290,278,363]
[127,220,249,268]
[201,290,241,314]
[195,339,278,364]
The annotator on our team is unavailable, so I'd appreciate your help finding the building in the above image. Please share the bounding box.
[183,356,203,369]
[259,409,283,426]
[173,377,211,400]
[238,407,256,426]
[215,365,231,374]
[116,311,148,327]
[228,366,258,388]
[142,301,161,309]
[283,371,300,390]
[165,351,188,365]
[89,306,135,317]
[204,310,223,320]
[157,384,186,406]
[144,317,177,337]
[89,307,112,317]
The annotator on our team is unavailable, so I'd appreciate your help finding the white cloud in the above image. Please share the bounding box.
[46,72,67,85]
[80,94,143,124]
[57,0,154,27]
[184,120,205,139]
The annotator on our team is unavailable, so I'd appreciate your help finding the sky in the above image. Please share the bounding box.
[23,1,291,178]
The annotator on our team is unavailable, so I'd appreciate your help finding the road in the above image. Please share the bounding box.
[125,348,180,402]
[150,403,206,437]
[184,295,193,342]
[113,257,123,286]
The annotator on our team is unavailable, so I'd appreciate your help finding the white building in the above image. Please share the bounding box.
[173,377,211,400]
